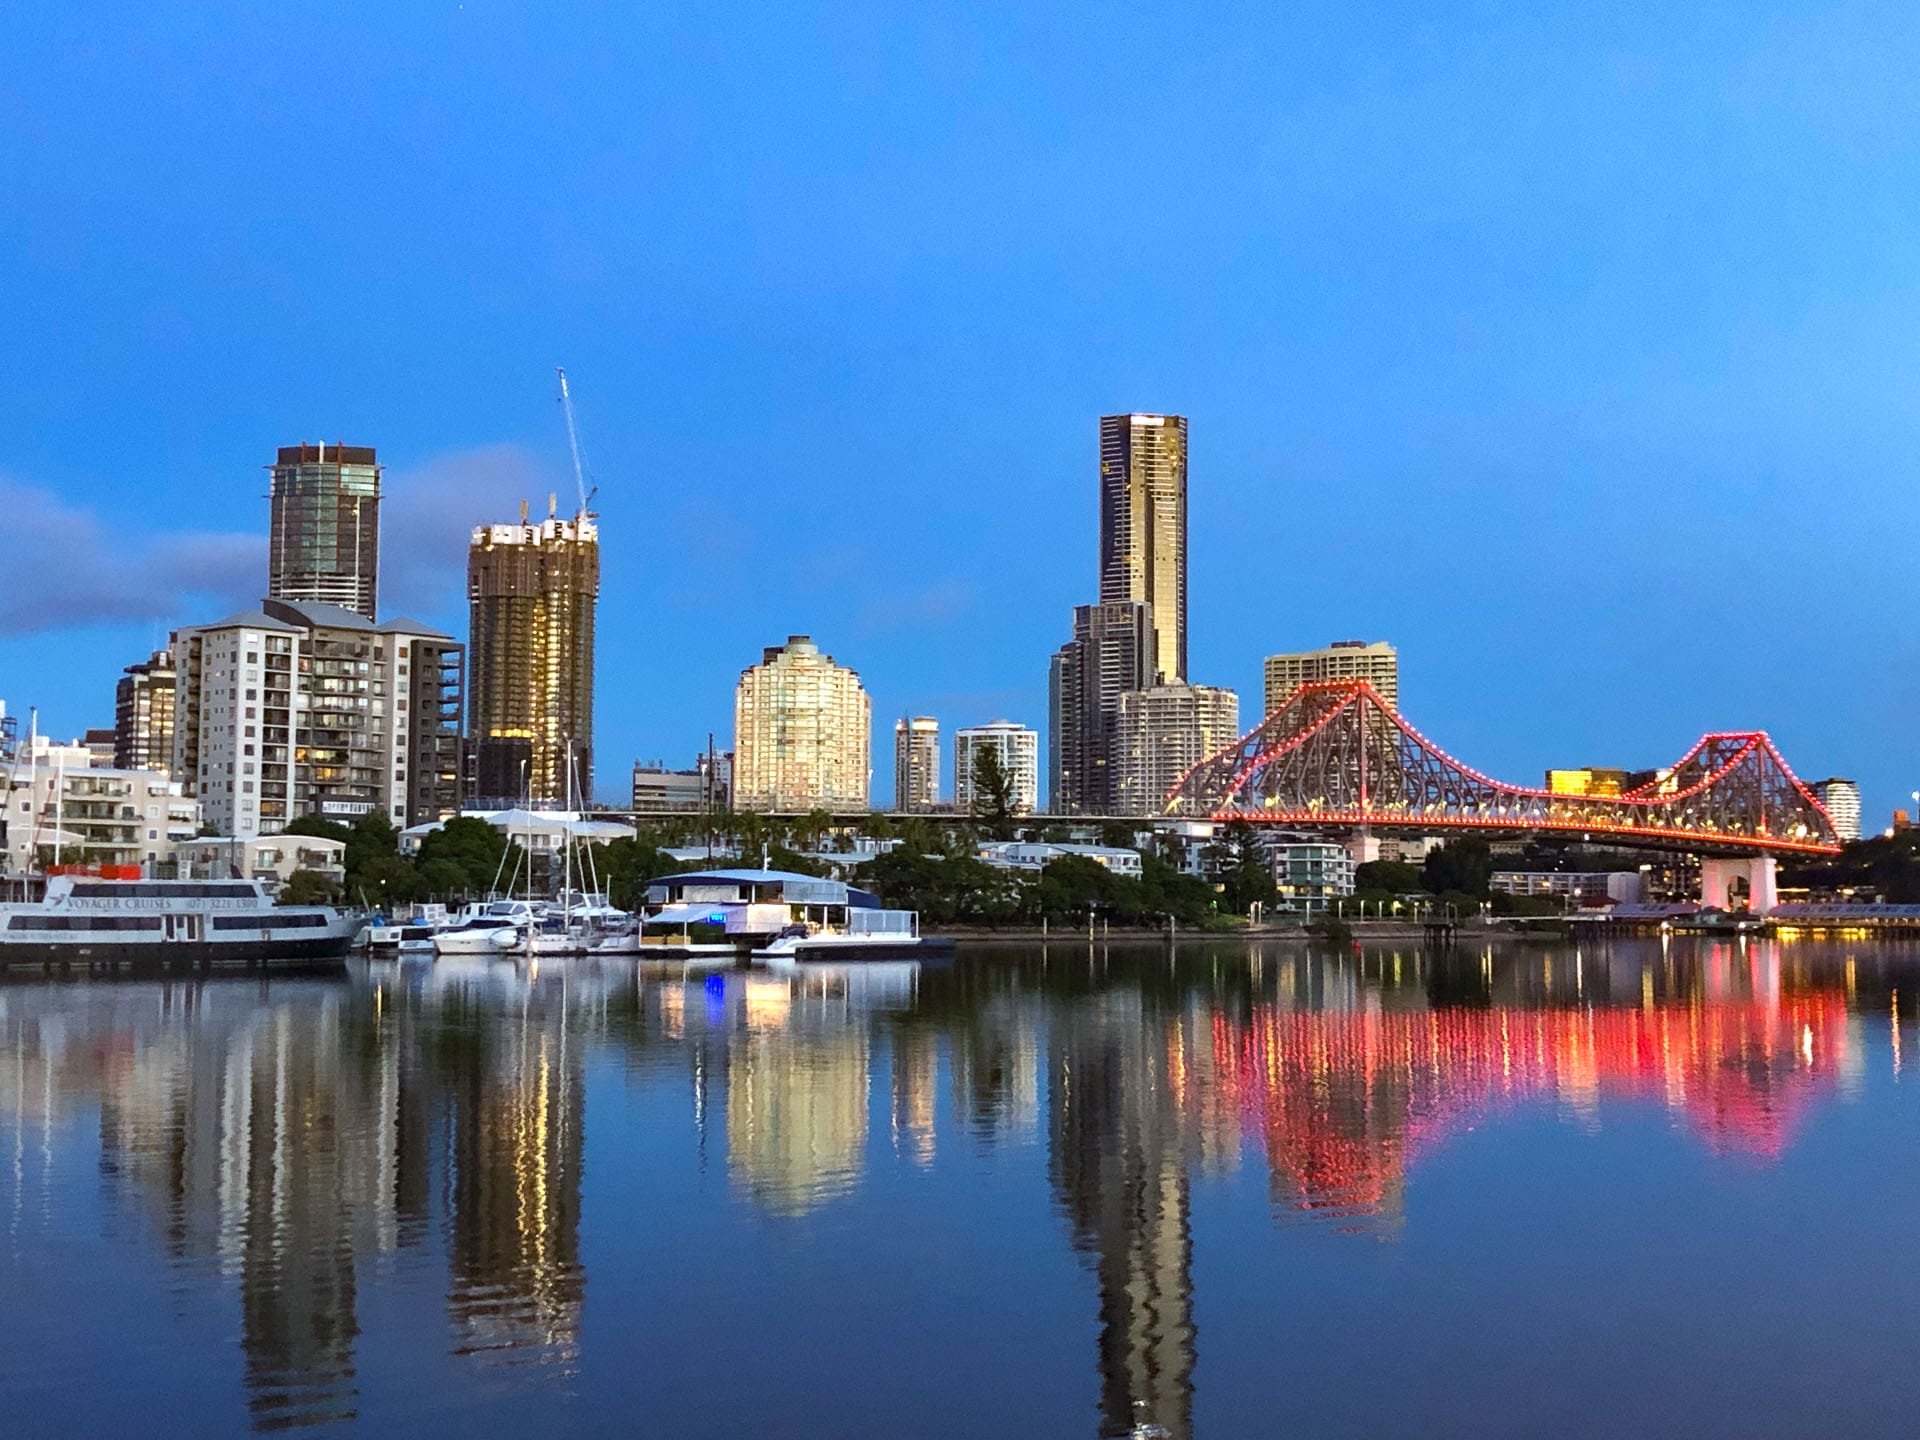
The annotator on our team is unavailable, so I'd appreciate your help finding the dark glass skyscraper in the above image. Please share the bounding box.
[268,443,381,621]
[1098,413,1187,686]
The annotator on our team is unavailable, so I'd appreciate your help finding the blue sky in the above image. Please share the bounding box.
[2,2,1916,814]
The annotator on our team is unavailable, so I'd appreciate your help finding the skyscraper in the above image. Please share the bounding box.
[1113,684,1240,815]
[268,443,381,621]
[1049,600,1153,814]
[1810,778,1862,843]
[1099,413,1187,685]
[954,721,1040,817]
[114,648,175,773]
[467,503,599,808]
[893,717,940,812]
[734,636,871,811]
[1262,640,1398,717]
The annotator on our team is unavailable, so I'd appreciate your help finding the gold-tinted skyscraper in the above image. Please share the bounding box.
[467,501,599,807]
[1099,414,1187,685]
[268,443,381,621]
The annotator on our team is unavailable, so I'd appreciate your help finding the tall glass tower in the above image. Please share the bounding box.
[267,443,381,621]
[1098,414,1186,685]
[467,503,600,808]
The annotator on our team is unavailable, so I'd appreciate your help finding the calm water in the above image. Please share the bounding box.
[1,937,1917,1438]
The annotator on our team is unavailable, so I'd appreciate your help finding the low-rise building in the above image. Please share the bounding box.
[975,840,1143,878]
[1491,871,1644,906]
[631,753,732,813]
[2,764,199,874]
[175,834,348,891]
[1271,840,1356,914]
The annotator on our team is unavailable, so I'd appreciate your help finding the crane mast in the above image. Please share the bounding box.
[555,365,594,517]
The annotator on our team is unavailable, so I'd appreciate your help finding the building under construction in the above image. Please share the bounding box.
[467,500,599,808]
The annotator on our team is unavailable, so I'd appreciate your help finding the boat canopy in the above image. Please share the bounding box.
[645,901,741,928]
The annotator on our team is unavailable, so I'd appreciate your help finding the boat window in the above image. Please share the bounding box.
[7,915,166,931]
[210,913,331,930]
[67,882,259,899]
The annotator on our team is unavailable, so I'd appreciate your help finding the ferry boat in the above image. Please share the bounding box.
[0,876,358,973]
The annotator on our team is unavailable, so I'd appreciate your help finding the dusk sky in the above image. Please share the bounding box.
[2,3,1915,813]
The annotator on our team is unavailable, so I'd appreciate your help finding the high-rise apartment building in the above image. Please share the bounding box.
[114,648,176,773]
[893,717,940,812]
[467,504,599,808]
[268,443,382,621]
[1099,413,1187,685]
[1262,640,1398,717]
[172,598,462,838]
[1049,600,1154,814]
[954,721,1040,817]
[1113,685,1239,815]
[1810,778,1862,843]
[734,636,871,811]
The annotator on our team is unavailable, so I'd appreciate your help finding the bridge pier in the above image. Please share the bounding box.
[1700,856,1777,914]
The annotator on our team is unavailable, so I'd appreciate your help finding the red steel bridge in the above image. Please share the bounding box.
[1164,680,1841,858]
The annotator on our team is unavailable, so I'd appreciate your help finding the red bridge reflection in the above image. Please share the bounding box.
[1176,973,1851,1229]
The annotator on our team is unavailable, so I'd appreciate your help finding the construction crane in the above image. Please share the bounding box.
[555,366,596,518]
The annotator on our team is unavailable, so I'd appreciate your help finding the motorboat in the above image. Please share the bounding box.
[432,900,538,956]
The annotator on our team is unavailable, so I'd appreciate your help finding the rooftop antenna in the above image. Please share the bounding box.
[555,366,596,517]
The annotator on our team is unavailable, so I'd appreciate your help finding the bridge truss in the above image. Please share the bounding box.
[1164,681,1840,857]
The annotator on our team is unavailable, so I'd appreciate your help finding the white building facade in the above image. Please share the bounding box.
[953,721,1040,816]
[3,764,198,874]
[1810,778,1862,843]
[1112,684,1239,815]
[172,598,463,839]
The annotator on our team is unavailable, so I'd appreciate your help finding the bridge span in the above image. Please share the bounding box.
[1164,680,1842,863]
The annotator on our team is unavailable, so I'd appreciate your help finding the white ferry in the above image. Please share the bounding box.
[0,876,358,973]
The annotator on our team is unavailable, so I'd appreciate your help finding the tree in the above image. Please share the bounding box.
[280,867,342,906]
[1354,859,1423,894]
[1423,838,1493,899]
[1209,819,1277,917]
[970,746,1017,840]
[282,814,353,845]
[415,816,518,897]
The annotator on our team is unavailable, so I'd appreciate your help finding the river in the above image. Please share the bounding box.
[0,936,1914,1437]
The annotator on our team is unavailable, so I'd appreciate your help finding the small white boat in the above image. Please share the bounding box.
[432,900,537,957]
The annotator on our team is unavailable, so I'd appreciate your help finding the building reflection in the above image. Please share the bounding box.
[1049,990,1197,1440]
[0,940,1893,1435]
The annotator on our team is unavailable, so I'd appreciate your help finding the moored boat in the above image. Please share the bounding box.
[0,876,357,973]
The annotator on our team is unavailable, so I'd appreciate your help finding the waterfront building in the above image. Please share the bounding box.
[893,717,940,812]
[2,763,198,873]
[974,840,1144,878]
[1491,871,1644,906]
[1810,778,1862,843]
[268,443,381,622]
[1262,640,1398,716]
[954,721,1039,816]
[82,728,117,768]
[1049,600,1154,814]
[734,636,871,811]
[1271,840,1357,914]
[174,834,348,889]
[114,648,175,773]
[1112,684,1239,815]
[1099,413,1187,685]
[630,752,731,813]
[1545,767,1632,797]
[172,598,463,838]
[467,502,599,808]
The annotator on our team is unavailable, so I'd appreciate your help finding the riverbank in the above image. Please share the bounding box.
[929,920,1535,943]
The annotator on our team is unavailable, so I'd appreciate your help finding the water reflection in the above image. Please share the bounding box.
[0,937,1911,1437]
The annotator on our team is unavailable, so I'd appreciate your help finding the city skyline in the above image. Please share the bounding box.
[3,8,1915,816]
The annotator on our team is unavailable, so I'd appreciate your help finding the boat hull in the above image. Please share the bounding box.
[0,933,353,974]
